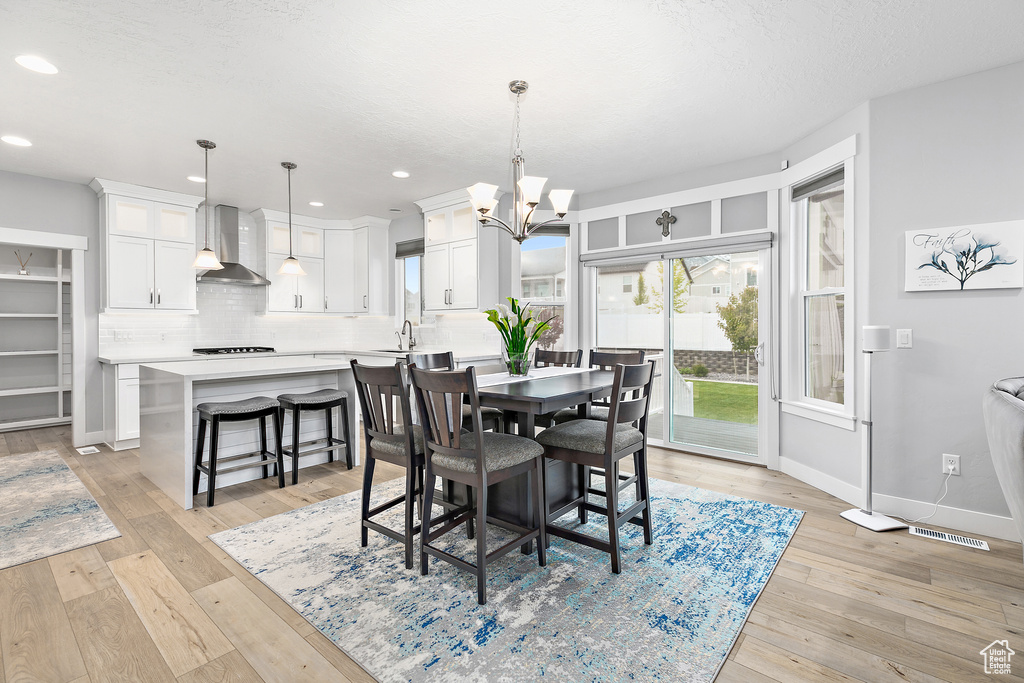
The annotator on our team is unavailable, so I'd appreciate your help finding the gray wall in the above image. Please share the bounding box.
[0,170,103,435]
[778,102,871,485]
[869,60,1024,515]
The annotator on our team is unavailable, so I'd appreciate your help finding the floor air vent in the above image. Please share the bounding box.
[909,526,989,551]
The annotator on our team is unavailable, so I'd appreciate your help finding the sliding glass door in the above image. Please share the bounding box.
[666,250,767,461]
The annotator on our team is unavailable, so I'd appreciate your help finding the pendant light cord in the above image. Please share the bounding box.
[204,146,211,249]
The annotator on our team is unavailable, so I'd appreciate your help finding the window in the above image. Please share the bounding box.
[395,238,424,326]
[520,232,568,349]
[623,275,633,293]
[793,166,847,407]
[711,285,722,295]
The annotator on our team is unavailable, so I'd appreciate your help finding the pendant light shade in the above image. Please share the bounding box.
[193,139,224,270]
[277,161,305,276]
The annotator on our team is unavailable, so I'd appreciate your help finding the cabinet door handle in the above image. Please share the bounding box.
[299,294,303,309]
[325,296,328,310]
[150,288,154,304]
[363,294,367,309]
[294,294,298,309]
[157,289,161,305]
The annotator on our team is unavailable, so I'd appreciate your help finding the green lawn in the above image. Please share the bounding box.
[689,380,758,424]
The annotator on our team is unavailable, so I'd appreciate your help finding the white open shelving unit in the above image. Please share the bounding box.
[0,248,74,432]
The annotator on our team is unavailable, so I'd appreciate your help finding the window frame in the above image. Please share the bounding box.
[514,227,573,351]
[783,157,856,428]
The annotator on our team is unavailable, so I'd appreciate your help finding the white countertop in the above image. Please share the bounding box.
[101,347,501,365]
[140,355,351,381]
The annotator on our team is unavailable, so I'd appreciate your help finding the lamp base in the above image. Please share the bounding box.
[840,508,908,532]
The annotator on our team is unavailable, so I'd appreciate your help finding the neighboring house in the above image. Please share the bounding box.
[520,245,566,302]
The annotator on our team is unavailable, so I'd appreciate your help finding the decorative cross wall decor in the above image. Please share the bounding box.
[656,210,676,237]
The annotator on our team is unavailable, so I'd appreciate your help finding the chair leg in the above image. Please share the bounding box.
[361,455,376,548]
[465,484,476,539]
[420,465,437,576]
[290,406,300,485]
[578,465,588,524]
[475,482,488,605]
[325,407,335,464]
[404,464,417,570]
[193,417,207,496]
[532,463,547,567]
[341,397,353,469]
[259,416,269,480]
[272,409,285,488]
[606,462,621,574]
[207,419,220,507]
[638,446,653,545]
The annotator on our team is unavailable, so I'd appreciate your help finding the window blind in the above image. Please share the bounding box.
[791,167,844,202]
[394,238,424,259]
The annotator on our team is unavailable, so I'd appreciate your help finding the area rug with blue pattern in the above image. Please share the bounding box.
[0,449,120,570]
[210,476,803,682]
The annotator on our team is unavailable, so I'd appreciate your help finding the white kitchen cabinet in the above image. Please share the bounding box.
[108,236,155,308]
[424,239,478,311]
[266,220,323,258]
[324,228,369,314]
[103,362,140,450]
[266,254,324,313]
[255,209,389,317]
[153,241,198,309]
[106,236,196,310]
[91,179,203,313]
[116,377,140,440]
[425,204,476,245]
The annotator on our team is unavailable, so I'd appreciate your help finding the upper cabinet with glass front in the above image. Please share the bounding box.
[416,190,486,312]
[424,199,477,246]
[90,179,203,312]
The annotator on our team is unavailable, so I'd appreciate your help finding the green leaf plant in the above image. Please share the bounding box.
[484,297,556,357]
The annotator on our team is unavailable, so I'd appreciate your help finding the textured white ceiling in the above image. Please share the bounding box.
[2,0,1023,219]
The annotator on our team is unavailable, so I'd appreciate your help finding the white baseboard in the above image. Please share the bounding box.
[778,456,1020,543]
[779,456,861,507]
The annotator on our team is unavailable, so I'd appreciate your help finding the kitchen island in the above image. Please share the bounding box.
[139,355,357,510]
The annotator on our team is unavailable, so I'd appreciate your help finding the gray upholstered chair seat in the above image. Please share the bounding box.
[462,404,504,420]
[370,424,425,457]
[552,405,610,424]
[536,418,643,455]
[277,388,347,408]
[432,432,543,474]
[198,396,279,416]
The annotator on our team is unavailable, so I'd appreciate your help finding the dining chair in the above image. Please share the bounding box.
[535,361,656,574]
[409,364,547,605]
[534,348,583,369]
[551,349,646,424]
[350,360,426,569]
[407,351,504,433]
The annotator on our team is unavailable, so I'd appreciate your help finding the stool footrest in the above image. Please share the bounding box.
[281,436,348,459]
[197,450,279,477]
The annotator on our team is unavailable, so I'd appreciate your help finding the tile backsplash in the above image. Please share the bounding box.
[99,284,500,357]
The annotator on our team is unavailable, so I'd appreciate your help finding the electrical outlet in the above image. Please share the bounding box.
[942,454,961,476]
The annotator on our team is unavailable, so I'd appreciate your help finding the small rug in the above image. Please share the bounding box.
[211,476,802,682]
[0,449,120,570]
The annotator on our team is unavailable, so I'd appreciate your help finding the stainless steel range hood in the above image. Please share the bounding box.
[197,205,271,286]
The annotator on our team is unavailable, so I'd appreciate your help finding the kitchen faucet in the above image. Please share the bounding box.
[401,320,416,351]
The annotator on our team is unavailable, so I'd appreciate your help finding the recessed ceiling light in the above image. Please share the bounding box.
[1,135,32,147]
[15,55,58,75]
[187,175,206,183]
[392,170,410,179]
[389,208,402,213]
[309,201,324,207]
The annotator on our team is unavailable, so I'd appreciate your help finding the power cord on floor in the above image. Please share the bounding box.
[892,470,954,525]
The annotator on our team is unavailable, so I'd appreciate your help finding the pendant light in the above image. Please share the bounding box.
[192,140,224,270]
[277,161,305,276]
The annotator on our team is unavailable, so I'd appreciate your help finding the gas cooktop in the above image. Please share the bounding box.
[193,346,276,355]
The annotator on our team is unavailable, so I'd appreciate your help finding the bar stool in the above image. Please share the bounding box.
[193,397,285,507]
[277,389,352,485]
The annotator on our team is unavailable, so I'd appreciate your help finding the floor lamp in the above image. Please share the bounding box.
[840,325,908,531]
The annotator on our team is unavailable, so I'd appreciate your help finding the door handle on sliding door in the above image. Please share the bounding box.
[754,342,765,365]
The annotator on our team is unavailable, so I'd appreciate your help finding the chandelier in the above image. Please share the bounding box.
[467,80,573,243]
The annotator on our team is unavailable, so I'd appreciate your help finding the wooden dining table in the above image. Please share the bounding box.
[470,367,618,543]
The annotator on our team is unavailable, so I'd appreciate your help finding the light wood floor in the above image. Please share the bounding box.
[2,426,1022,682]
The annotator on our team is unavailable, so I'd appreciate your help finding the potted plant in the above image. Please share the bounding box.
[485,297,555,376]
